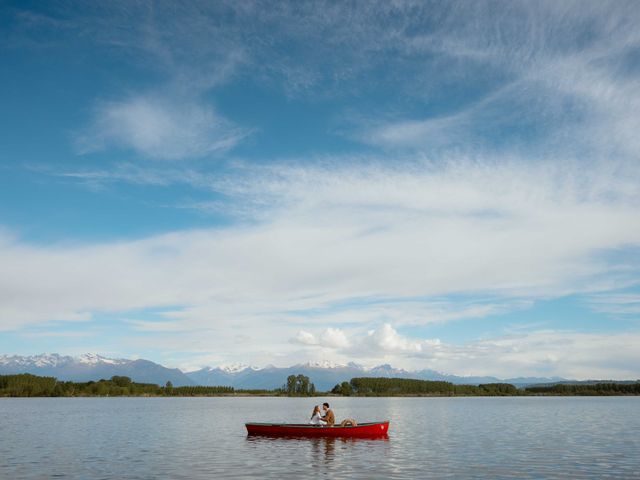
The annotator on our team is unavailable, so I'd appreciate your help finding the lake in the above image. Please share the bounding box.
[1,396,638,479]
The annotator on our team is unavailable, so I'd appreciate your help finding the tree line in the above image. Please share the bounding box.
[3,373,638,397]
[0,373,310,397]
[0,373,318,397]
[331,377,640,396]
[524,382,640,395]
[333,378,519,396]
[0,374,236,397]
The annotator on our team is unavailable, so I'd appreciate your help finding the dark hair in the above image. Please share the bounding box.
[323,402,330,408]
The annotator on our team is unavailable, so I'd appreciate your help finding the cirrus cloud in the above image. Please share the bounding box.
[2,156,640,333]
[75,95,249,160]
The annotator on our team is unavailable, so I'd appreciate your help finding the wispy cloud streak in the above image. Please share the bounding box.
[76,95,249,160]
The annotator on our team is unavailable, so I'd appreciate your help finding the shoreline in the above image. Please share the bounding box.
[3,373,638,398]
[3,393,640,398]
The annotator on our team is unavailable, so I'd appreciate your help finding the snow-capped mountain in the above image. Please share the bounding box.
[184,361,562,391]
[302,360,349,369]
[0,353,194,386]
[75,353,122,365]
[185,361,379,390]
[0,353,126,368]
[219,363,259,373]
[1,353,567,390]
[185,364,275,388]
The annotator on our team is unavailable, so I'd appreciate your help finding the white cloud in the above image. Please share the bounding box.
[6,1,640,376]
[363,324,438,354]
[293,328,350,348]
[3,157,640,334]
[290,324,640,380]
[22,2,640,163]
[76,95,248,160]
[434,330,640,380]
[355,2,640,161]
[587,293,640,315]
[294,330,317,345]
[291,323,440,359]
[315,328,351,348]
[59,3,253,161]
[285,298,530,328]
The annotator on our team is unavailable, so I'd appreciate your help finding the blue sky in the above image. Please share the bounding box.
[1,1,640,378]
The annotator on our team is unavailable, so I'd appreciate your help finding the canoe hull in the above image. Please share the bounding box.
[245,421,389,438]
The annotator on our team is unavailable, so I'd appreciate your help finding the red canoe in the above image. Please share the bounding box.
[245,421,389,438]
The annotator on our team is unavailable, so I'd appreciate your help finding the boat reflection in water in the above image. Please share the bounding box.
[246,434,390,464]
[308,435,390,461]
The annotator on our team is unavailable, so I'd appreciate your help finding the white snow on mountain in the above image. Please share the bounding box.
[76,353,123,365]
[0,354,24,366]
[219,363,252,373]
[0,353,125,367]
[0,353,68,367]
[302,360,347,369]
[1,354,570,389]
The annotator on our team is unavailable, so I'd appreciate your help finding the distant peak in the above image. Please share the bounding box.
[77,353,103,364]
[0,353,125,367]
[370,364,408,373]
[218,363,253,373]
[303,360,347,369]
[0,353,69,367]
[77,353,126,365]
[372,363,393,370]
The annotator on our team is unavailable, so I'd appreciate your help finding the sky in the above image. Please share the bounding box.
[1,0,640,379]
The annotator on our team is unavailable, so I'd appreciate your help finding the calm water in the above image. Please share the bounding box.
[1,397,638,479]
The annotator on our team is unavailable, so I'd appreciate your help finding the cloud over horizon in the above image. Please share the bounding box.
[2,156,640,376]
[1,1,640,378]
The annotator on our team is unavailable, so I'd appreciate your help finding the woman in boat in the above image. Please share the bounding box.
[309,405,327,425]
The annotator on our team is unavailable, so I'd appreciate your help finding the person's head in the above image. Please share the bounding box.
[312,405,320,415]
[323,402,330,411]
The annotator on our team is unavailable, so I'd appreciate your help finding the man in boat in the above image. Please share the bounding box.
[321,402,335,426]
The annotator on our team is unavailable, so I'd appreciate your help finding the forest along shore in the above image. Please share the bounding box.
[1,373,639,397]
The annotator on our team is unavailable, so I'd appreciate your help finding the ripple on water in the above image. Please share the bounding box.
[0,397,639,479]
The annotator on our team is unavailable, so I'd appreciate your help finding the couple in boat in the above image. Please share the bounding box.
[309,402,357,427]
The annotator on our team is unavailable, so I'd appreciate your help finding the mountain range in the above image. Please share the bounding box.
[0,354,570,390]
[0,353,193,386]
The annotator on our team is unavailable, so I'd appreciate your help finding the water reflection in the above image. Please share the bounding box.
[244,434,391,478]
[311,437,336,461]
[318,436,388,453]
[245,435,389,463]
[3,398,638,479]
